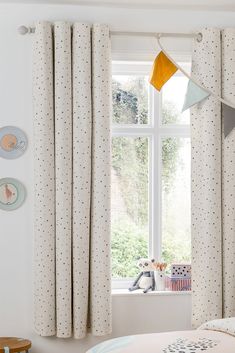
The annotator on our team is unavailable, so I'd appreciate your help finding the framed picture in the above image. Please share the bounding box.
[0,126,28,159]
[0,178,26,211]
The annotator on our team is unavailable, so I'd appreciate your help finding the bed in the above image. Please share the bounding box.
[87,318,235,353]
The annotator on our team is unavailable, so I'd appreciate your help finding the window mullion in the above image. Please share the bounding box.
[148,134,153,259]
[151,88,162,262]
[112,127,154,136]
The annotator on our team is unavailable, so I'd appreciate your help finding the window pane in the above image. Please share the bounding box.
[112,75,149,124]
[161,137,191,264]
[111,137,149,278]
[161,73,190,125]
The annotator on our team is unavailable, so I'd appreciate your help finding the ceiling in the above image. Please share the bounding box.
[1,0,235,11]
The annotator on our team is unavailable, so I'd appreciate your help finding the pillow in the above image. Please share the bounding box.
[199,317,235,337]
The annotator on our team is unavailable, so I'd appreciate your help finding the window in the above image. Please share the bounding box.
[111,60,191,287]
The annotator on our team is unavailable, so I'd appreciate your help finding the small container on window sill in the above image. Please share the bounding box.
[171,264,191,278]
[154,271,166,291]
[165,275,191,291]
[153,262,167,291]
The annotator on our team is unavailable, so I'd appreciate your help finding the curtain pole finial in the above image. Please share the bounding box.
[18,25,35,35]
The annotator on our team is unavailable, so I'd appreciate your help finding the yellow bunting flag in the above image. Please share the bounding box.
[149,51,178,91]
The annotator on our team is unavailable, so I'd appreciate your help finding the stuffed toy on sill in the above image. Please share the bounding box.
[129,258,155,293]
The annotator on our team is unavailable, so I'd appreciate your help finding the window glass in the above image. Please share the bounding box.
[111,136,149,278]
[112,75,149,124]
[161,72,190,125]
[111,61,191,285]
[161,137,191,263]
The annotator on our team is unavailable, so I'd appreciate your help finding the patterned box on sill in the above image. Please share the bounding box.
[165,275,191,291]
[170,264,191,278]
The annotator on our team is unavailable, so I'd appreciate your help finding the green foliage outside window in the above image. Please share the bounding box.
[111,220,148,278]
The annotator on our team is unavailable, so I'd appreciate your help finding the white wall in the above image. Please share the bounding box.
[0,3,235,353]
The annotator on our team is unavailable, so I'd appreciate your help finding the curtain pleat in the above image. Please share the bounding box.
[33,21,111,338]
[54,22,72,338]
[221,29,235,318]
[72,22,92,339]
[33,22,56,336]
[192,28,235,327]
[90,24,112,336]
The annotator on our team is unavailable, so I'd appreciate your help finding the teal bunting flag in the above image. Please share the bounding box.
[182,80,210,112]
[222,103,235,137]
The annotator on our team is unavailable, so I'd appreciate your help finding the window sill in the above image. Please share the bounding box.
[112,289,191,296]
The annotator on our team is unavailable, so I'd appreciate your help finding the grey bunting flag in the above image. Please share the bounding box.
[222,103,235,137]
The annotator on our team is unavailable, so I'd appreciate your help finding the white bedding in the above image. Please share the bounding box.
[87,318,235,353]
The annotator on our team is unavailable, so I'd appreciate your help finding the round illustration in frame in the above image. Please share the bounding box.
[0,178,26,211]
[0,126,28,159]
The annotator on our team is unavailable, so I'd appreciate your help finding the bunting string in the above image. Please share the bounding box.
[155,33,235,110]
[150,34,235,137]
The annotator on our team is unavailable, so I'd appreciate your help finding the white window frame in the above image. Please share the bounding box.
[112,59,191,289]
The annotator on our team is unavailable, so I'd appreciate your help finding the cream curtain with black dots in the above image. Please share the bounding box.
[191,28,235,327]
[33,21,111,338]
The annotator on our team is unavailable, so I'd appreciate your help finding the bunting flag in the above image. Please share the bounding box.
[222,103,235,137]
[149,51,178,91]
[182,80,210,112]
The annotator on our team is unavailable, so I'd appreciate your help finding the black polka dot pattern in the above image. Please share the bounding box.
[33,21,112,338]
[72,22,93,340]
[33,21,56,337]
[221,29,235,320]
[163,338,218,353]
[89,23,112,339]
[54,21,73,338]
[191,28,235,328]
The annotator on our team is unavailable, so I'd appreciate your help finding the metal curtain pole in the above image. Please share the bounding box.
[17,25,202,41]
